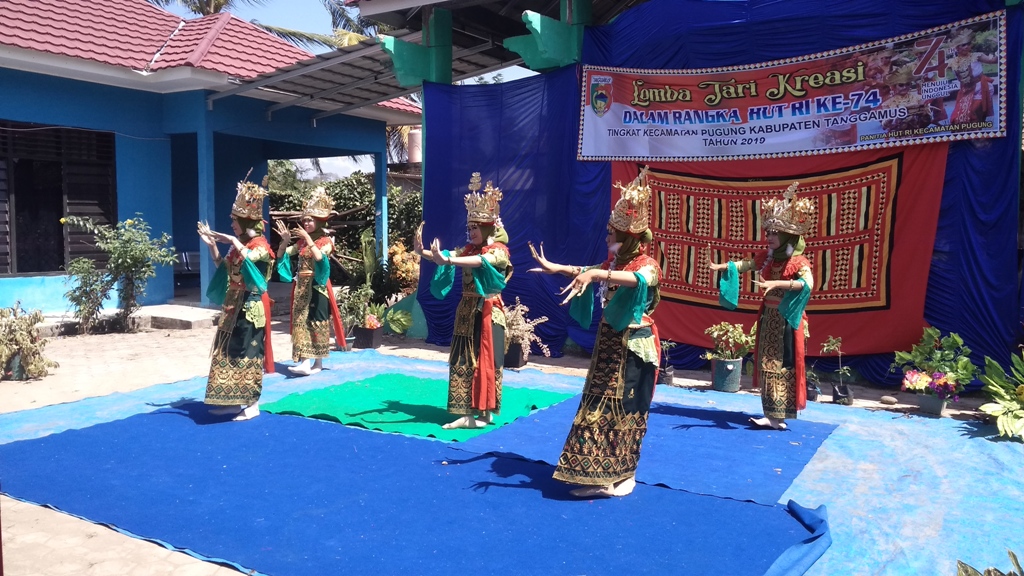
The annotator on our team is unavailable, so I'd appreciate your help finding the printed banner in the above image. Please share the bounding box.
[579,11,1006,162]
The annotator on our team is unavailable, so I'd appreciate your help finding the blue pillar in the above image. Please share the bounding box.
[374,152,389,262]
[197,129,216,306]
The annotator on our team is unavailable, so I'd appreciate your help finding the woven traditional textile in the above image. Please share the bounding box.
[613,142,948,355]
[648,157,898,312]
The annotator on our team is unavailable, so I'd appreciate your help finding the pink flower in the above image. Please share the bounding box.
[901,370,932,392]
[364,314,382,329]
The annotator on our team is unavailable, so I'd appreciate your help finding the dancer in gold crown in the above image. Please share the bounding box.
[708,182,816,430]
[529,167,662,498]
[198,177,276,421]
[274,186,346,376]
[415,173,512,430]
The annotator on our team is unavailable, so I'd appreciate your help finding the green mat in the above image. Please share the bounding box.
[263,373,574,442]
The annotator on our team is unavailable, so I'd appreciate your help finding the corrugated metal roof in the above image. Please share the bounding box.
[209,31,506,123]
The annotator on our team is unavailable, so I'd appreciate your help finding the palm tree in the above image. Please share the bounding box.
[149,0,418,162]
[146,0,352,50]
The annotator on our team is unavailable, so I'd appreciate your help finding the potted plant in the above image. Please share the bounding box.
[352,302,386,349]
[703,321,756,392]
[502,297,551,369]
[658,340,678,385]
[821,335,853,405]
[890,327,979,416]
[336,283,373,350]
[0,302,58,381]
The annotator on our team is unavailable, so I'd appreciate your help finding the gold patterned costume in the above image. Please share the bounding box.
[431,174,511,417]
[553,169,663,487]
[277,187,346,362]
[205,180,274,406]
[718,182,816,420]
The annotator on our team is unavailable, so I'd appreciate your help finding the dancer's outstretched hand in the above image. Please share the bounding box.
[413,222,425,256]
[558,269,594,305]
[273,219,291,242]
[429,238,448,265]
[707,243,728,271]
[527,241,560,274]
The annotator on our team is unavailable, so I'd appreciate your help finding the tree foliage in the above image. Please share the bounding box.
[145,0,355,50]
[268,168,422,290]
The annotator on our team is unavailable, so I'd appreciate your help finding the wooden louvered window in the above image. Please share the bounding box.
[0,121,116,275]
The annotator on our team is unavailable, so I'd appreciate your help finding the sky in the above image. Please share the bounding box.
[162,0,534,176]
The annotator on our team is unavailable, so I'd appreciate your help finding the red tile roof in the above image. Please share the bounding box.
[0,0,180,70]
[376,98,422,114]
[0,0,312,79]
[150,12,313,77]
[0,0,420,117]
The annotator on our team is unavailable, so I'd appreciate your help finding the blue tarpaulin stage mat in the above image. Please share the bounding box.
[0,404,829,575]
[457,397,837,506]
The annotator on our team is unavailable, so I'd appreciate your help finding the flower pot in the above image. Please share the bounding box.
[505,342,527,369]
[5,352,26,381]
[711,358,742,392]
[352,326,383,349]
[917,393,947,417]
[658,365,675,385]
[807,382,821,402]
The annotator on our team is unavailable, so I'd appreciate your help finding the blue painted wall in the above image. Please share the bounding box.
[1,67,391,313]
[0,68,172,311]
[0,275,70,314]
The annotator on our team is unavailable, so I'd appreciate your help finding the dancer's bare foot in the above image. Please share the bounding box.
[233,403,260,421]
[288,361,312,376]
[611,476,636,496]
[569,484,615,498]
[442,416,486,430]
[478,411,494,425]
[749,416,787,430]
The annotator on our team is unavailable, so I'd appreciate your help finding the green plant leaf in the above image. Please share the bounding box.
[957,561,984,576]
[979,403,1005,416]
[1008,550,1022,575]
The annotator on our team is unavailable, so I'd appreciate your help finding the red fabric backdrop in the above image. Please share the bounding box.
[612,142,949,355]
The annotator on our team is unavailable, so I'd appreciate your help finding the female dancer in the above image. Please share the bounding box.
[529,168,661,498]
[274,186,345,376]
[198,179,275,421]
[708,182,815,430]
[415,173,511,430]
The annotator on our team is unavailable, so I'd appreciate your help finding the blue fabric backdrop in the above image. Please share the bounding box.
[421,0,1022,385]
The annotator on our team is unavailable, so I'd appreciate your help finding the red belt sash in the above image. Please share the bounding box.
[471,297,502,411]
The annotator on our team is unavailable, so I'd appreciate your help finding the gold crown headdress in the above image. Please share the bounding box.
[301,185,334,220]
[884,64,916,86]
[464,172,502,224]
[231,176,268,221]
[949,28,975,47]
[609,166,652,235]
[761,182,815,236]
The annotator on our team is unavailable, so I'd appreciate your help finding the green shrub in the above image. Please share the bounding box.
[64,257,115,334]
[0,303,58,381]
[979,354,1024,441]
[63,214,177,332]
